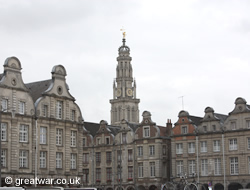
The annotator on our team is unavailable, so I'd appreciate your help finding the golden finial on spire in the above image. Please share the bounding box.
[120,27,126,39]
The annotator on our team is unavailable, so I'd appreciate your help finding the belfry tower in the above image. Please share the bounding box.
[110,33,140,125]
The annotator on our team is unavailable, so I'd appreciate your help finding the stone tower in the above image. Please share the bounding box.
[110,36,140,125]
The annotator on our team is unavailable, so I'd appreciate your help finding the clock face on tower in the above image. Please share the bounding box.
[126,88,133,96]
[117,89,121,97]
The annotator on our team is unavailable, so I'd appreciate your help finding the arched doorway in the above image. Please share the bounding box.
[138,185,146,190]
[127,186,135,190]
[228,182,243,190]
[149,185,157,190]
[214,183,224,190]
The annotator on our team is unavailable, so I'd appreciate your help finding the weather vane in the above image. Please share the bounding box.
[120,27,126,39]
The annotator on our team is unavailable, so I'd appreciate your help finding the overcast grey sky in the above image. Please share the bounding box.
[1,0,250,126]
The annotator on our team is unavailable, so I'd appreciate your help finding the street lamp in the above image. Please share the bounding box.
[0,106,15,187]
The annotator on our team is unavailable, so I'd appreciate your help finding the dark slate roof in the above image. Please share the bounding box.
[83,121,140,137]
[0,73,3,81]
[127,122,140,132]
[25,79,52,102]
[84,121,121,137]
[189,115,203,126]
[214,113,228,123]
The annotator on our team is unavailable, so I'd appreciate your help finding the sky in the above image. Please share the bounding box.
[0,0,250,126]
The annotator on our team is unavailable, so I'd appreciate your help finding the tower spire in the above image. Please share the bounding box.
[110,33,140,125]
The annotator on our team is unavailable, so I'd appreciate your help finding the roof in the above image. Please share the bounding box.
[0,73,3,81]
[214,113,228,123]
[25,79,52,102]
[189,115,203,126]
[83,121,140,137]
[84,121,121,137]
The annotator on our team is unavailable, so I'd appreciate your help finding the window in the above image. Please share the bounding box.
[150,162,155,177]
[248,138,250,149]
[96,152,101,163]
[106,152,112,163]
[56,152,63,169]
[83,138,86,147]
[149,145,155,156]
[56,101,63,119]
[163,145,166,155]
[176,160,183,176]
[97,137,101,145]
[19,124,28,142]
[40,151,46,168]
[203,126,207,132]
[56,128,63,146]
[83,169,89,183]
[188,160,196,177]
[214,158,221,175]
[128,166,133,179]
[176,143,183,154]
[230,157,238,175]
[117,150,122,162]
[247,121,250,129]
[122,133,126,144]
[128,149,133,161]
[70,153,77,169]
[19,101,25,114]
[188,142,195,153]
[181,126,187,134]
[138,163,143,178]
[71,110,76,121]
[71,131,77,147]
[213,140,220,152]
[1,149,7,167]
[143,126,150,137]
[138,146,143,156]
[1,99,7,111]
[201,159,208,176]
[118,165,122,180]
[19,150,28,168]
[212,125,216,131]
[106,168,112,181]
[106,137,110,145]
[42,105,48,117]
[40,127,47,144]
[96,168,101,181]
[1,123,7,141]
[231,121,236,130]
[248,157,250,174]
[229,139,237,150]
[200,141,207,153]
[83,153,89,164]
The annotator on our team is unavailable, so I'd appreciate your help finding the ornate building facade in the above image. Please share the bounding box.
[0,57,84,186]
[171,98,250,190]
[82,111,171,190]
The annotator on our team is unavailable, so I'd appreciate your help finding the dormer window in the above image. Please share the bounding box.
[203,126,207,132]
[19,101,25,114]
[143,126,150,138]
[181,126,187,134]
[247,121,250,129]
[56,101,63,119]
[231,122,236,130]
[212,125,216,131]
[97,138,101,145]
[122,133,126,144]
[106,137,110,145]
[1,99,8,112]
